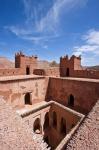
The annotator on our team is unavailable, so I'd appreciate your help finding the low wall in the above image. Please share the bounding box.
[0,68,22,76]
[33,67,60,77]
[46,77,99,114]
[73,69,99,79]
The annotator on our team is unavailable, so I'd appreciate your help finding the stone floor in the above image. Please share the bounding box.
[66,100,99,150]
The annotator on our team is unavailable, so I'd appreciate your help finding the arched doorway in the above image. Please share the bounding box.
[43,112,49,130]
[24,93,32,105]
[60,117,66,135]
[26,66,30,75]
[33,118,41,133]
[68,94,74,107]
[66,68,69,77]
[52,111,57,128]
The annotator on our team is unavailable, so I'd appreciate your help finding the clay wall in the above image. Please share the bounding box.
[0,68,22,76]
[33,67,60,77]
[46,77,99,114]
[72,69,99,79]
[21,101,82,149]
[0,76,49,108]
[15,52,38,75]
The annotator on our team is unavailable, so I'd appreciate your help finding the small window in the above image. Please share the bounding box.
[24,93,32,105]
[68,94,74,107]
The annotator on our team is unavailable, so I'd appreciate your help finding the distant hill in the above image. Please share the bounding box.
[87,66,99,70]
[37,60,59,68]
[0,57,14,68]
[0,57,59,69]
[49,61,59,67]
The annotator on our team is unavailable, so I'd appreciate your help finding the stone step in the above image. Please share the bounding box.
[33,133,51,150]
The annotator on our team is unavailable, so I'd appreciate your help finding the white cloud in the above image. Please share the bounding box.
[82,29,99,45]
[22,0,88,33]
[73,29,99,65]
[73,29,99,56]
[5,0,88,44]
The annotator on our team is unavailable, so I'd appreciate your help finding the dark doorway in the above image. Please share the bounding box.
[26,66,30,75]
[43,112,49,130]
[66,68,69,77]
[44,136,49,145]
[68,94,74,107]
[33,118,41,133]
[53,111,57,128]
[25,93,31,105]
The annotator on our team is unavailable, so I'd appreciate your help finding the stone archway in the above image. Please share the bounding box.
[43,112,49,130]
[33,118,41,133]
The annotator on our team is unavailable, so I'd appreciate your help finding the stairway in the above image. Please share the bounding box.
[33,133,51,150]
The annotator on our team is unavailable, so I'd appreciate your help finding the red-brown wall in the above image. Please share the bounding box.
[46,77,99,114]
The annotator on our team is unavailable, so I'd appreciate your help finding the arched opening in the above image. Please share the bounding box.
[26,66,30,75]
[43,112,49,130]
[24,93,32,105]
[60,117,66,135]
[68,94,74,107]
[43,136,49,146]
[33,118,41,133]
[52,111,57,128]
[66,68,69,77]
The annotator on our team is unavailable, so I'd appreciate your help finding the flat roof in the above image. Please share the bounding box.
[0,74,45,82]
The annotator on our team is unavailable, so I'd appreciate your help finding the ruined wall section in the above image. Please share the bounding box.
[33,67,60,77]
[46,77,99,114]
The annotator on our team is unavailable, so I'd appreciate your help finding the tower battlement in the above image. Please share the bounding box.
[60,55,82,77]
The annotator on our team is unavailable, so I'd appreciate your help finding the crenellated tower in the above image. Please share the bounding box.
[15,51,38,75]
[60,55,82,77]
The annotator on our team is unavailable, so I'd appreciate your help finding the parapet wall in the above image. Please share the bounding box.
[33,67,60,77]
[72,69,99,79]
[0,68,22,76]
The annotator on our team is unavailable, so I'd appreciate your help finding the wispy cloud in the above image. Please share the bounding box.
[73,29,99,65]
[22,0,88,33]
[5,0,88,43]
[73,29,99,55]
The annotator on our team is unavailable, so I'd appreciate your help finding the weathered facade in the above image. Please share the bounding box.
[0,52,99,150]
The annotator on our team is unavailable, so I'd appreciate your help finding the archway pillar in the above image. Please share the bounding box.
[41,112,45,135]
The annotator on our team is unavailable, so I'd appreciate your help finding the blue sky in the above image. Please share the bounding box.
[0,0,99,66]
